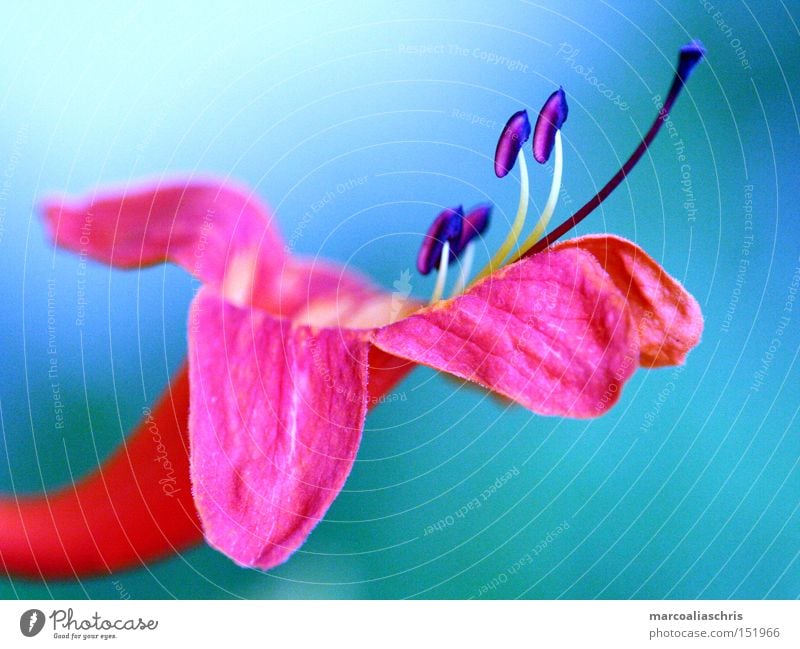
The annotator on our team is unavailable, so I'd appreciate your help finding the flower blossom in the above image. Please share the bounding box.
[0,41,705,576]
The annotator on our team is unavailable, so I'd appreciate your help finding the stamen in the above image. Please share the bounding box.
[511,129,563,262]
[418,204,490,302]
[532,87,569,164]
[494,110,531,178]
[455,203,492,253]
[474,149,529,281]
[522,41,706,258]
[429,240,451,304]
[509,88,569,261]
[451,241,474,297]
[451,203,491,296]
[417,205,463,275]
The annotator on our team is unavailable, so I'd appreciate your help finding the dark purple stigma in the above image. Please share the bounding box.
[532,87,569,164]
[677,40,706,82]
[455,203,492,253]
[523,41,705,258]
[494,110,531,178]
[417,205,464,275]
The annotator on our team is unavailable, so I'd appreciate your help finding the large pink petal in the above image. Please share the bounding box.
[41,177,287,308]
[189,286,372,569]
[373,247,639,418]
[553,235,703,367]
[40,177,423,330]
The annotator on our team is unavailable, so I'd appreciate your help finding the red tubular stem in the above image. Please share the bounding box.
[0,364,200,579]
[0,354,413,580]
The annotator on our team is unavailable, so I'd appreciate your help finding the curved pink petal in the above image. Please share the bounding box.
[373,247,639,418]
[189,287,372,569]
[41,177,287,308]
[553,235,703,367]
[40,177,423,331]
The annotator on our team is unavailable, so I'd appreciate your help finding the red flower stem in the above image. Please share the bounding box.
[0,364,200,579]
[0,353,413,579]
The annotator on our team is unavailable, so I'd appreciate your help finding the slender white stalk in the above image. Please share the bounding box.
[473,150,529,282]
[429,240,451,304]
[451,242,475,297]
[511,130,563,262]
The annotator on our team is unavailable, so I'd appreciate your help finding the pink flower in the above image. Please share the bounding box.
[26,41,703,573]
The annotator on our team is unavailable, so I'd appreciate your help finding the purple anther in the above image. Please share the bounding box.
[494,110,531,178]
[532,87,569,164]
[455,203,492,253]
[417,205,464,275]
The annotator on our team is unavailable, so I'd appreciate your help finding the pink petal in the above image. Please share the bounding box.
[41,177,287,308]
[553,235,703,367]
[188,287,372,569]
[40,177,424,331]
[373,247,639,418]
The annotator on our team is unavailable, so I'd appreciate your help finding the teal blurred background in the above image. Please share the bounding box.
[1,0,798,599]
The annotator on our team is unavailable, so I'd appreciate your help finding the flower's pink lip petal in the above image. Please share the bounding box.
[188,286,372,570]
[373,247,639,418]
[40,176,287,308]
[40,175,424,330]
[552,234,703,367]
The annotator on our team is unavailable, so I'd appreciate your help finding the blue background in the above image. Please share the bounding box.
[0,0,798,598]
